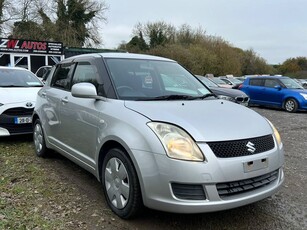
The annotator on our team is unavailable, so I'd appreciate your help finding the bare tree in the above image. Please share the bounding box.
[2,0,108,47]
[0,0,21,36]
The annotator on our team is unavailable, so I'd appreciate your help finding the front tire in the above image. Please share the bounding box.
[33,119,50,157]
[102,148,142,219]
[284,98,298,112]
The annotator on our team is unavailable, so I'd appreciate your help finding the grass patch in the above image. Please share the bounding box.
[0,136,86,229]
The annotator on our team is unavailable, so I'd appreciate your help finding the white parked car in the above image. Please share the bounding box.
[0,66,43,136]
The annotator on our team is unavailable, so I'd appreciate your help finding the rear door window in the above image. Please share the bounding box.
[249,78,264,86]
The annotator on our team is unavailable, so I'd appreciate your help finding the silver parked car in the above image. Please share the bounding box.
[33,53,284,219]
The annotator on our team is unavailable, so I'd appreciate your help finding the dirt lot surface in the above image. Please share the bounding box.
[0,107,306,229]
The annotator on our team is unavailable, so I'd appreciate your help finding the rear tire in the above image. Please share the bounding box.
[284,98,298,113]
[101,148,142,219]
[33,119,50,157]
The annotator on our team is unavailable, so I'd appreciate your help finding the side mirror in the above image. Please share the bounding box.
[71,82,105,100]
[274,85,282,90]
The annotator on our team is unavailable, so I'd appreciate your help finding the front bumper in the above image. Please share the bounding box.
[298,100,307,110]
[0,107,34,136]
[132,142,284,213]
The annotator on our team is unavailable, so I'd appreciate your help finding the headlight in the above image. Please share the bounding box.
[266,119,282,146]
[217,95,235,102]
[300,93,307,100]
[147,122,205,162]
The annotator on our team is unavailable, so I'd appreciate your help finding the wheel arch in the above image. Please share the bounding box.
[32,113,40,128]
[282,96,299,109]
[98,140,142,185]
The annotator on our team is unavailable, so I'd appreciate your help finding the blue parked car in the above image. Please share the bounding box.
[239,76,307,112]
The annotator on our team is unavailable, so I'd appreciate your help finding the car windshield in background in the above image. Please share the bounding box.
[0,69,43,87]
[280,78,304,89]
[210,77,228,85]
[197,76,218,87]
[105,59,211,100]
[227,77,242,84]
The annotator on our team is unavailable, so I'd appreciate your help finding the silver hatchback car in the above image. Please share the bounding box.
[33,53,284,219]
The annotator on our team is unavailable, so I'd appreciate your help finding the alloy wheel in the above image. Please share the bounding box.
[285,100,295,112]
[34,123,44,153]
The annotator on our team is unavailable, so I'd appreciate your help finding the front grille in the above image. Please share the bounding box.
[207,135,275,158]
[3,107,34,116]
[1,107,33,134]
[171,183,206,200]
[217,170,279,197]
[0,123,32,134]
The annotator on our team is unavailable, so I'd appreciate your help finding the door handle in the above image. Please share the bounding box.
[61,97,69,103]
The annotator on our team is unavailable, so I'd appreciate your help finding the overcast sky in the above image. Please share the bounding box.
[101,0,307,64]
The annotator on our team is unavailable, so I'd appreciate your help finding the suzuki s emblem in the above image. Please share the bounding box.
[26,102,33,107]
[246,141,256,153]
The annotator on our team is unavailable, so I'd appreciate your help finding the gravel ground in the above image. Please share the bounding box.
[1,106,306,229]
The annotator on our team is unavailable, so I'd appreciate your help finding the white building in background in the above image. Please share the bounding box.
[0,37,64,73]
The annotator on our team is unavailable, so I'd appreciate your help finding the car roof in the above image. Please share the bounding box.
[63,52,176,63]
[247,76,290,80]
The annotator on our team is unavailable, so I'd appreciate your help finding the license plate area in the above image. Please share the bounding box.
[14,116,32,124]
[243,157,268,172]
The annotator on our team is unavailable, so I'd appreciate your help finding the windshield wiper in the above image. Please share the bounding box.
[137,93,216,101]
[138,95,196,101]
[187,93,216,100]
[1,85,43,88]
[0,85,24,87]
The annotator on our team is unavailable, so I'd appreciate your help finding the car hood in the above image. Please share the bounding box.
[125,99,272,142]
[0,87,41,104]
[210,87,248,97]
[285,88,307,93]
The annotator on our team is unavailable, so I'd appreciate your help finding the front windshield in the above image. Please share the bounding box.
[280,78,304,89]
[0,68,43,87]
[197,76,218,87]
[210,77,228,85]
[105,58,211,100]
[228,77,242,84]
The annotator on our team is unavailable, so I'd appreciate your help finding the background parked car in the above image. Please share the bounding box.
[219,76,243,89]
[236,76,246,82]
[196,75,249,106]
[239,76,307,112]
[33,53,284,219]
[207,76,232,88]
[0,66,43,136]
[297,79,307,89]
[35,65,52,82]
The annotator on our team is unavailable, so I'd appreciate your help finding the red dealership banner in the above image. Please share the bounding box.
[0,38,63,55]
